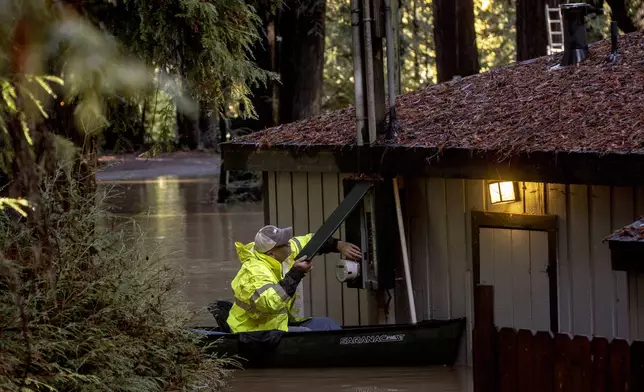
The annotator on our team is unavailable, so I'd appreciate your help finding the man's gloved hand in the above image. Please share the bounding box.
[293,256,313,274]
[280,256,312,298]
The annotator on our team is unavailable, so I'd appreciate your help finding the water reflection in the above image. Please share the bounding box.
[98,176,264,326]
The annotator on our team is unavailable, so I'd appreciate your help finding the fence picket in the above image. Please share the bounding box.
[533,331,554,392]
[473,286,644,392]
[554,334,572,392]
[517,330,534,392]
[631,341,644,392]
[590,337,609,392]
[609,339,630,392]
[570,336,591,392]
[499,328,518,392]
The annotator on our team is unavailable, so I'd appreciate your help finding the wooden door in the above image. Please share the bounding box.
[479,228,551,331]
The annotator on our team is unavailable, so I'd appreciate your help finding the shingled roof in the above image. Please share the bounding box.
[606,217,644,272]
[231,32,644,159]
[607,218,644,243]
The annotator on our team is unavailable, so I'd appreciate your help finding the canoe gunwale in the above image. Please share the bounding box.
[193,317,466,340]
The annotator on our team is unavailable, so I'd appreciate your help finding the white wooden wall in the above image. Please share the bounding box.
[405,179,644,366]
[265,171,381,326]
[264,172,644,361]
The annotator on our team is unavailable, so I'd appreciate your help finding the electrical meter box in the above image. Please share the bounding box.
[341,177,397,290]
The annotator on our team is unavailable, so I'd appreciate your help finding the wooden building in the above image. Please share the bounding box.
[221,32,644,366]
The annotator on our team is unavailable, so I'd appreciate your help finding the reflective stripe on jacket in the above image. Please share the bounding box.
[227,233,313,333]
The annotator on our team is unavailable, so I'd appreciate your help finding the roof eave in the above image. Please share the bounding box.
[221,141,644,187]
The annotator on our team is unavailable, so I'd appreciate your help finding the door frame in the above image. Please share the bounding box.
[471,210,559,333]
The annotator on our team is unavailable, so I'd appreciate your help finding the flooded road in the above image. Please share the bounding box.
[97,156,471,392]
[99,175,263,327]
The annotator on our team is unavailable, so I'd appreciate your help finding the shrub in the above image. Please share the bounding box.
[0,167,235,392]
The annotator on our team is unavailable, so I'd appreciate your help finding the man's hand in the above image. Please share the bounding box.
[293,256,313,274]
[337,241,361,260]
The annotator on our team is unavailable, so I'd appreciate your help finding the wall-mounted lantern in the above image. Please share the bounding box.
[487,181,520,205]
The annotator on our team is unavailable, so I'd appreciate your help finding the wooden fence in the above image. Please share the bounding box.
[473,285,644,392]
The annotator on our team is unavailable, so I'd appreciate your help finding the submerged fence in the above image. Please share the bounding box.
[473,285,644,392]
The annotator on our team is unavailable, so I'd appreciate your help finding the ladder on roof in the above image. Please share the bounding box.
[545,2,567,54]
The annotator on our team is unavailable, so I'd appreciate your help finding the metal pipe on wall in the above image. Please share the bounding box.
[393,177,417,324]
[383,0,396,111]
[362,0,377,144]
[383,0,398,140]
[351,0,365,146]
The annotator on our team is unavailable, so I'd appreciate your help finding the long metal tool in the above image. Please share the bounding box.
[393,177,417,324]
[295,180,373,261]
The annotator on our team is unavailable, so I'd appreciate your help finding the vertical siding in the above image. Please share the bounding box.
[406,178,431,321]
[266,172,644,338]
[611,187,633,338]
[589,186,613,338]
[464,180,485,366]
[321,173,344,324]
[275,172,293,226]
[291,173,311,316]
[547,184,573,333]
[266,172,278,224]
[406,178,644,367]
[544,184,637,339]
[427,178,450,320]
[568,184,593,335]
[445,180,468,363]
[265,171,378,327]
[307,173,327,317]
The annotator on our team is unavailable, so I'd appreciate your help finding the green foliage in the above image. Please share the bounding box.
[0,197,30,217]
[0,4,239,389]
[628,0,644,29]
[323,0,354,110]
[474,0,515,72]
[0,167,236,392]
[0,1,166,139]
[143,76,178,149]
[0,75,64,146]
[82,0,275,120]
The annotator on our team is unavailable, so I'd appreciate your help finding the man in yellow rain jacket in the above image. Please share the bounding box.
[227,225,361,333]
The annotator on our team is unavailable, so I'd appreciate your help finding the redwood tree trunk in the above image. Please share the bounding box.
[278,0,326,123]
[604,0,638,33]
[176,108,199,149]
[516,0,549,61]
[250,3,278,130]
[432,0,479,83]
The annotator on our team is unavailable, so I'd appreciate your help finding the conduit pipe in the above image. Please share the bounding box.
[362,0,377,144]
[351,0,365,146]
[393,177,417,324]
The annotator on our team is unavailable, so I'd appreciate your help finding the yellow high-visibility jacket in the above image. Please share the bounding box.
[227,233,338,333]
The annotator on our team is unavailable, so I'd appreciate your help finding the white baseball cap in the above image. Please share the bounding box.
[254,225,293,253]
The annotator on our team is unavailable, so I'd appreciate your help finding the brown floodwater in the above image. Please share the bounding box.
[98,170,472,392]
